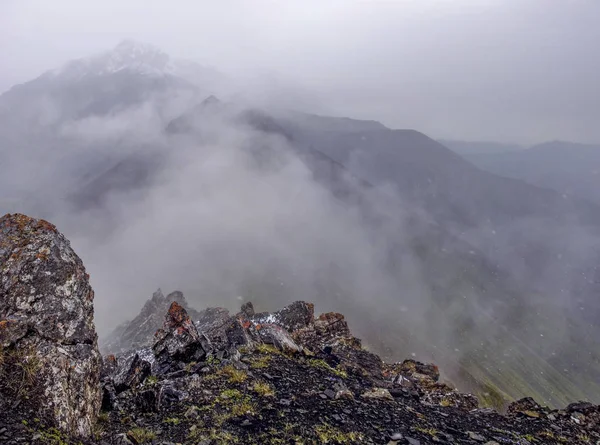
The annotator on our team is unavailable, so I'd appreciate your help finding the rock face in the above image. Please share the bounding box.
[0,213,101,437]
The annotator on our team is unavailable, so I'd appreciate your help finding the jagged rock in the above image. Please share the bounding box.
[567,401,595,413]
[153,302,210,372]
[113,353,152,393]
[240,301,255,317]
[251,300,314,332]
[102,289,201,355]
[314,312,352,340]
[394,359,440,382]
[194,307,232,346]
[0,213,101,437]
[223,315,260,350]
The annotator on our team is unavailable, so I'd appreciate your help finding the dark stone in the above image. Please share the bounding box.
[566,401,594,413]
[135,389,157,413]
[158,384,187,411]
[397,359,440,382]
[194,307,232,345]
[507,397,545,416]
[113,353,152,393]
[101,382,117,412]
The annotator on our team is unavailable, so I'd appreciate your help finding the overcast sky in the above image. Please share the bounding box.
[1,0,599,144]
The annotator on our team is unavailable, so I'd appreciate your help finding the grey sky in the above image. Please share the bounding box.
[1,0,599,144]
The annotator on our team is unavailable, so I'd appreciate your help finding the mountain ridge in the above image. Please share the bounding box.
[1,41,600,410]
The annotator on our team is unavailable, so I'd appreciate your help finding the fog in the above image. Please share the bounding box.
[2,0,600,144]
[53,103,422,340]
[1,0,600,407]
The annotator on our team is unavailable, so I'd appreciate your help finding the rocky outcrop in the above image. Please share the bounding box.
[0,213,100,437]
[153,302,210,373]
[91,298,600,444]
[102,289,201,355]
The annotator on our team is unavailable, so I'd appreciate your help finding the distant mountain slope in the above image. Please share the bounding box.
[439,139,524,155]
[466,140,600,205]
[165,104,600,406]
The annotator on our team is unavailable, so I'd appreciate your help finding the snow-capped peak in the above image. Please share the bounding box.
[47,40,176,80]
[38,40,226,92]
[104,40,171,74]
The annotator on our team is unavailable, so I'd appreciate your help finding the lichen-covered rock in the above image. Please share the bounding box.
[153,302,210,372]
[0,213,101,437]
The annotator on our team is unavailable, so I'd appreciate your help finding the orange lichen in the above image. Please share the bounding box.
[167,302,186,324]
[36,219,57,233]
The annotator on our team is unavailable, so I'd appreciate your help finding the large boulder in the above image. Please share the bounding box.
[0,213,101,437]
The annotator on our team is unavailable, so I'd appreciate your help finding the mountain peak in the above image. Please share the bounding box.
[46,40,173,81]
[107,39,170,71]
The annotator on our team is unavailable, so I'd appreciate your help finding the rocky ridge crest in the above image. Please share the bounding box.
[1,213,600,444]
